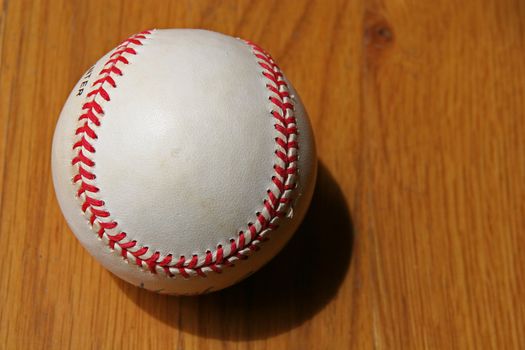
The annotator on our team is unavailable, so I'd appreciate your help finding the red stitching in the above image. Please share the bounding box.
[72,31,299,278]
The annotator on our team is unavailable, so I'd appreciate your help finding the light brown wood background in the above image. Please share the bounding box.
[1,0,524,348]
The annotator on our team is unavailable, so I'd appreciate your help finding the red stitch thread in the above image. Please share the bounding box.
[72,32,299,278]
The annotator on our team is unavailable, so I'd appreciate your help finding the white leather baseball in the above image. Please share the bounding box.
[52,29,317,295]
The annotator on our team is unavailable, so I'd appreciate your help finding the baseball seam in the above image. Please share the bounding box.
[71,30,299,278]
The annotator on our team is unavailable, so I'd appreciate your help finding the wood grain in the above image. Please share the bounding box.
[1,0,524,348]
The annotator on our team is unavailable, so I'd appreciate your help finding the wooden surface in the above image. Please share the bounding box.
[1,0,524,348]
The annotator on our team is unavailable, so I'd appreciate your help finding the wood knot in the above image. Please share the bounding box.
[364,16,394,50]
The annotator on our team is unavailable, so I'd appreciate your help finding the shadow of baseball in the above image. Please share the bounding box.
[115,161,353,340]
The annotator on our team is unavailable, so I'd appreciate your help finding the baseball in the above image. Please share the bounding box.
[52,29,317,295]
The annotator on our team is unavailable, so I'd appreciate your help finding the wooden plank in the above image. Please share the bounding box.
[0,0,523,348]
